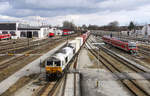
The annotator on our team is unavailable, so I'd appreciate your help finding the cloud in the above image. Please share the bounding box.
[0,0,150,26]
[98,0,150,11]
[0,2,10,13]
[11,0,99,9]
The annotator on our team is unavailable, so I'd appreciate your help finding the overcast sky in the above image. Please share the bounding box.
[0,0,150,26]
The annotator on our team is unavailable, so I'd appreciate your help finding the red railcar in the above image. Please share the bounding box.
[0,34,11,40]
[81,34,87,41]
[62,29,70,36]
[63,32,69,36]
[48,32,55,37]
[81,31,90,42]
[102,36,137,53]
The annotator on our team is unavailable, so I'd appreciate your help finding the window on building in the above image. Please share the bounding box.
[20,31,27,37]
[33,31,38,37]
[10,31,16,36]
[2,31,8,34]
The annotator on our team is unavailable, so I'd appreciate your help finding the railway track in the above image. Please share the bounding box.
[0,36,70,67]
[0,37,60,54]
[85,38,150,96]
[0,38,29,46]
[0,34,78,54]
[137,46,150,56]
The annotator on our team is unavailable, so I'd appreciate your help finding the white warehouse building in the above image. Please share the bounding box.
[0,22,50,39]
[141,24,150,37]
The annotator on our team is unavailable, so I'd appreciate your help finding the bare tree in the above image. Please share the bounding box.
[62,20,76,30]
[128,21,135,31]
[107,21,119,31]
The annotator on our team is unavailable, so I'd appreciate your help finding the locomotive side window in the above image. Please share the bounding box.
[129,46,136,49]
[55,61,61,66]
[128,43,136,49]
[65,57,68,63]
[10,31,16,36]
[20,32,27,37]
[33,31,38,37]
[47,61,53,66]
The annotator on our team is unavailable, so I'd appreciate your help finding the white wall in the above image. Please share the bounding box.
[141,25,150,36]
[40,27,49,38]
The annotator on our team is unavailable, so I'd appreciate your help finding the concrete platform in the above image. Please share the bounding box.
[64,74,74,96]
[77,48,93,68]
[63,73,80,96]
[80,69,131,96]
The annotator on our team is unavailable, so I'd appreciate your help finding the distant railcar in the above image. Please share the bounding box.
[81,31,90,42]
[102,35,137,53]
[0,34,11,40]
[48,32,55,37]
[62,31,69,36]
[62,29,71,36]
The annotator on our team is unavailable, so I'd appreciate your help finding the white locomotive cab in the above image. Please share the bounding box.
[61,47,74,63]
[128,42,136,49]
[51,47,74,70]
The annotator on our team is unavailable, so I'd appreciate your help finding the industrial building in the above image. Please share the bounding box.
[0,22,50,39]
[141,24,150,37]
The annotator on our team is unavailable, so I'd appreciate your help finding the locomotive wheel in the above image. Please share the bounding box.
[56,72,63,78]
[46,75,49,81]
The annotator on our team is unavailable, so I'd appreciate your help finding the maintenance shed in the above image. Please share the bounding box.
[0,22,49,39]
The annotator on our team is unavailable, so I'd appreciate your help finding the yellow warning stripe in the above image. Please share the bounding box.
[8,53,14,56]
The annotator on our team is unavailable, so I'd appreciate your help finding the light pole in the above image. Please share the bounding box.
[13,40,16,54]
[96,47,100,71]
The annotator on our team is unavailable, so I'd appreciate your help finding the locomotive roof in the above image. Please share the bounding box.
[47,57,59,61]
[48,53,65,61]
[56,46,73,54]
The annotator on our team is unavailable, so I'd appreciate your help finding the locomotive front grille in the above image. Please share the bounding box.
[46,67,62,73]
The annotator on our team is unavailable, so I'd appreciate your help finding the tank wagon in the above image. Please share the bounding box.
[45,33,89,80]
[102,35,138,54]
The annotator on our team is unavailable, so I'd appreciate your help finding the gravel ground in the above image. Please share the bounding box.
[12,74,44,96]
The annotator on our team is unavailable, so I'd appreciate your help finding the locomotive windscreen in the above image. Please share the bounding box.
[54,61,61,66]
[47,61,53,66]
[128,42,136,49]
[0,23,16,30]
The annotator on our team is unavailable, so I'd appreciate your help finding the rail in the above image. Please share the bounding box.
[85,38,150,96]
